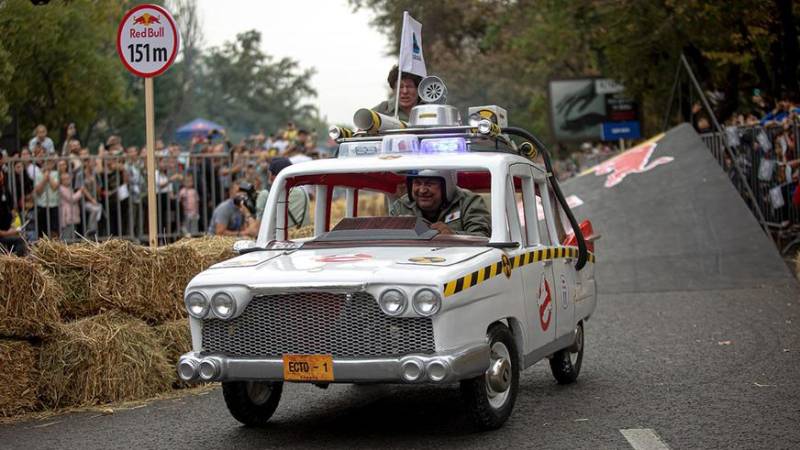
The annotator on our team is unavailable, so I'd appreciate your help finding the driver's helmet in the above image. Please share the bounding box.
[407,169,457,203]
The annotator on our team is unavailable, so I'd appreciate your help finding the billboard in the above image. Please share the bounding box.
[548,78,640,142]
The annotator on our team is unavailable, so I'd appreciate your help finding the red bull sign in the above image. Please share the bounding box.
[116,4,179,78]
[589,137,674,188]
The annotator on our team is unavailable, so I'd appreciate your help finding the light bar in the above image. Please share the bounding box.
[420,137,467,154]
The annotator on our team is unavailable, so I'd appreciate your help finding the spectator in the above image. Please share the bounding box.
[178,172,200,236]
[208,181,256,237]
[58,172,83,240]
[34,158,60,238]
[80,160,102,237]
[0,168,27,256]
[60,123,79,156]
[125,145,144,236]
[253,157,309,233]
[29,124,55,155]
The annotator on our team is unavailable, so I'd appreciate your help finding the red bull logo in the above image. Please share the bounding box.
[132,13,161,26]
[590,140,673,188]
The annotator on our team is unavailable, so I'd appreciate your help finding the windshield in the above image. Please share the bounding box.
[262,166,496,248]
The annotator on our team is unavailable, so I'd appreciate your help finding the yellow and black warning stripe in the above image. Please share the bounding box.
[442,246,596,298]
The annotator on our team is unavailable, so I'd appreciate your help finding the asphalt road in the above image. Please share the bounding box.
[2,124,799,449]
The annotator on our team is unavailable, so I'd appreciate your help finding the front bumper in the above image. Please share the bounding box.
[177,342,490,384]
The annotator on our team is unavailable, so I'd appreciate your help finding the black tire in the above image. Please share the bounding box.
[549,321,584,384]
[460,323,519,430]
[222,381,283,427]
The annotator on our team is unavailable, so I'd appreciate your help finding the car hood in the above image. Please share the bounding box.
[188,246,493,289]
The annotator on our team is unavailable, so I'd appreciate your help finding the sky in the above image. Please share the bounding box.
[196,0,396,127]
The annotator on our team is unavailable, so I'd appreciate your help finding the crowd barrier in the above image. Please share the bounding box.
[700,121,800,255]
[1,153,250,244]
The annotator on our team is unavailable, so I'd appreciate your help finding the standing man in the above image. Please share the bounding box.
[250,157,309,236]
[373,65,422,122]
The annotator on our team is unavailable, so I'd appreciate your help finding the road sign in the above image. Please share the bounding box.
[117,4,179,248]
[116,4,179,78]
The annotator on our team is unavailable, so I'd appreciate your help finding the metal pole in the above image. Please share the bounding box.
[680,53,768,229]
[662,59,683,131]
[145,77,158,248]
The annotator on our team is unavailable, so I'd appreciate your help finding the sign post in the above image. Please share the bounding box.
[116,4,179,248]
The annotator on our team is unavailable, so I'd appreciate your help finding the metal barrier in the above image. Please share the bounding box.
[0,152,256,244]
[700,120,800,255]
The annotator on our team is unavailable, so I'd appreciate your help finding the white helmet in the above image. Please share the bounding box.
[407,169,457,203]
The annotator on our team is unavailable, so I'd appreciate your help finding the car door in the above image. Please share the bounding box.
[508,164,556,363]
[540,183,576,340]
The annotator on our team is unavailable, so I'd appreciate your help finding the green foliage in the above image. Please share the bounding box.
[0,0,132,146]
[353,0,800,141]
[0,43,13,132]
[197,30,318,139]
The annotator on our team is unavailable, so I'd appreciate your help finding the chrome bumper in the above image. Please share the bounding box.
[177,343,490,384]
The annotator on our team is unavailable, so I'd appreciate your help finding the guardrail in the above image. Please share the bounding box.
[700,121,800,255]
[1,153,253,244]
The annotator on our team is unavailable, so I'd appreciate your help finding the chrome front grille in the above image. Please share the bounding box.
[201,292,435,357]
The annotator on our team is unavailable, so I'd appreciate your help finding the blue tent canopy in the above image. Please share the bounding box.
[175,118,226,140]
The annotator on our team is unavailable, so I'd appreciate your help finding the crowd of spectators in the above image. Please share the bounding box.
[0,122,327,255]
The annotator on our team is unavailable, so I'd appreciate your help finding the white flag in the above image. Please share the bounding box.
[398,11,426,78]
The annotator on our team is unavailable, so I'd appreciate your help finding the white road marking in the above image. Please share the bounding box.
[620,429,671,450]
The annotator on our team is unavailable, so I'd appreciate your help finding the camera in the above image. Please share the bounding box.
[234,181,257,215]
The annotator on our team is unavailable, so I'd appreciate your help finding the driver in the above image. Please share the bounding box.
[389,169,491,237]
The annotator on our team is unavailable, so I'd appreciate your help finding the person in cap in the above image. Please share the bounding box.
[389,169,491,237]
[252,157,310,234]
[373,65,422,122]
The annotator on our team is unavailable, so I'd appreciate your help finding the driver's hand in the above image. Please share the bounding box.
[430,222,454,235]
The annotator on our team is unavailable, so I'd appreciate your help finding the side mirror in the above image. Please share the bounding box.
[233,239,256,254]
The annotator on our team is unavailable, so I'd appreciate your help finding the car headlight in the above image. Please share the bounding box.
[412,288,441,316]
[378,289,407,316]
[211,292,237,319]
[185,292,209,318]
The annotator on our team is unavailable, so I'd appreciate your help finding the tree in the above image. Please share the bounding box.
[0,0,132,148]
[196,30,318,139]
[0,43,13,133]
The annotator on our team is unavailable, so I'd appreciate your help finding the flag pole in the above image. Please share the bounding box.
[393,11,408,119]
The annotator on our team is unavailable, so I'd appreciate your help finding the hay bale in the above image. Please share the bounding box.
[38,312,172,408]
[0,256,62,337]
[35,239,204,324]
[153,320,192,388]
[172,236,237,269]
[289,224,315,239]
[31,239,99,320]
[0,340,39,417]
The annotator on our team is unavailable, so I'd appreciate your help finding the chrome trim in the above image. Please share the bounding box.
[523,330,577,368]
[249,282,367,295]
[178,342,489,384]
[185,291,210,319]
[378,288,408,316]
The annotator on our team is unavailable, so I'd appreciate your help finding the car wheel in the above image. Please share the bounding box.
[222,381,283,427]
[460,323,519,430]
[549,321,584,384]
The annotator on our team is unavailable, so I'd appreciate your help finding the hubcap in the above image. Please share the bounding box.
[569,325,583,366]
[245,381,273,405]
[485,341,512,409]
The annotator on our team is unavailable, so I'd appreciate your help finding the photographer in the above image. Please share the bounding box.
[207,181,258,237]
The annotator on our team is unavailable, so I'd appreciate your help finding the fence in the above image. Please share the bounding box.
[700,120,800,255]
[0,152,263,244]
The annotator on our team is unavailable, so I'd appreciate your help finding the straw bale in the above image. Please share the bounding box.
[0,340,39,417]
[153,320,192,388]
[172,236,238,269]
[35,239,207,323]
[31,239,100,319]
[0,256,62,337]
[289,225,315,239]
[38,312,172,408]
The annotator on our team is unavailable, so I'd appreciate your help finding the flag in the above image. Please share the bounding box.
[398,11,426,78]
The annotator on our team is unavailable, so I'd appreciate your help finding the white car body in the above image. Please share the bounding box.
[178,151,597,385]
